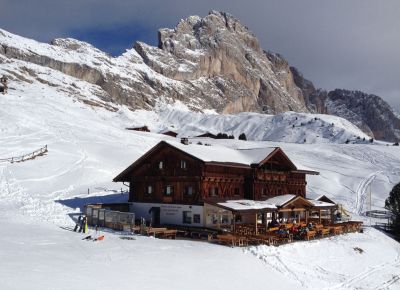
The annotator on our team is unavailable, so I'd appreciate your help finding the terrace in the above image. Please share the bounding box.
[204,195,363,246]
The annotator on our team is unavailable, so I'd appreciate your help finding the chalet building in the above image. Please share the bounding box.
[113,140,335,227]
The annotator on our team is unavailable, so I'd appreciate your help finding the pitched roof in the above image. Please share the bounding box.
[113,140,319,181]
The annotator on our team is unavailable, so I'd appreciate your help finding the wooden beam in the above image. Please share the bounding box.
[265,211,268,232]
[255,213,258,235]
[319,209,322,224]
[233,213,236,233]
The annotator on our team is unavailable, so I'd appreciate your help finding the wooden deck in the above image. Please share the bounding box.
[210,220,363,247]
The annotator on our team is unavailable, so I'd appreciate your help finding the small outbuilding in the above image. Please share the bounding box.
[196,132,217,139]
[160,129,178,137]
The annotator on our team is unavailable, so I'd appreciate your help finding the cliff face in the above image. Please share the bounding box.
[0,11,399,141]
[291,68,400,141]
[136,11,307,113]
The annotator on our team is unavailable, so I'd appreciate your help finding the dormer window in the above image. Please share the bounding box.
[180,160,187,169]
[159,161,164,170]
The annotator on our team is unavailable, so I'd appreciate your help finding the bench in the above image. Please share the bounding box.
[216,234,247,247]
[329,226,343,235]
[160,229,177,239]
[146,227,168,236]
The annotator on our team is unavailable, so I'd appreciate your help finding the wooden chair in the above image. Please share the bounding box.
[303,230,316,241]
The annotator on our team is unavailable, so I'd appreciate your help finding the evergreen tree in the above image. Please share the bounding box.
[385,182,400,236]
[239,133,247,141]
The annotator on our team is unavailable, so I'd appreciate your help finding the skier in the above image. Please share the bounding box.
[74,215,82,232]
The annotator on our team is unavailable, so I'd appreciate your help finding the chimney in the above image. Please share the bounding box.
[181,138,189,145]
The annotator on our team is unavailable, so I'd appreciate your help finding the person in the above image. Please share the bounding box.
[78,215,86,233]
[74,215,82,232]
[0,76,7,95]
[82,216,88,233]
[270,218,279,228]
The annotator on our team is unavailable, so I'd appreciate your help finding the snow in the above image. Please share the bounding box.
[307,199,336,208]
[163,140,279,167]
[216,200,277,211]
[264,194,298,207]
[0,74,399,289]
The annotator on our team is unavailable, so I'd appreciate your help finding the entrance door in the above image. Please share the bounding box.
[151,207,161,226]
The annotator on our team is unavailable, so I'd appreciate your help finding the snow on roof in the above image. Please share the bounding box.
[306,192,325,200]
[264,194,297,207]
[236,147,277,164]
[162,141,318,173]
[307,199,336,208]
[216,200,277,211]
[164,140,278,166]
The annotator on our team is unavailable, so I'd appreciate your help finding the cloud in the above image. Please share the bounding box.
[1,0,399,109]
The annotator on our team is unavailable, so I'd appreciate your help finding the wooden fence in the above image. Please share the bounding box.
[0,145,48,163]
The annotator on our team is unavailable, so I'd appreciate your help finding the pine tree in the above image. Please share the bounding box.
[385,182,400,236]
[239,133,247,141]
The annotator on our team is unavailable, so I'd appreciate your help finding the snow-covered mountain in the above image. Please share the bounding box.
[1,48,400,290]
[1,11,399,142]
[292,68,400,142]
[1,72,400,289]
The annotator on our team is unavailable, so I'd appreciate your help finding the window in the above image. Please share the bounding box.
[185,186,194,196]
[164,185,173,196]
[209,187,218,197]
[146,185,153,195]
[180,160,187,169]
[235,214,242,223]
[183,211,192,224]
[159,161,164,170]
[193,214,200,224]
[261,188,267,196]
[234,187,240,196]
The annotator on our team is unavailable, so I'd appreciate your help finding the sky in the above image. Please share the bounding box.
[1,0,399,111]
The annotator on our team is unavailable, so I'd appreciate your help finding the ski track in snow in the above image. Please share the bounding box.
[326,254,400,290]
[355,171,383,214]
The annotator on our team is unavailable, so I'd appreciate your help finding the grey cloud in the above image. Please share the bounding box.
[1,0,399,109]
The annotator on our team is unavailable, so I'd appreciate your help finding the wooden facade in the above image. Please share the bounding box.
[114,141,317,206]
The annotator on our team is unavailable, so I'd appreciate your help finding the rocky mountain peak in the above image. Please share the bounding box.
[0,12,399,141]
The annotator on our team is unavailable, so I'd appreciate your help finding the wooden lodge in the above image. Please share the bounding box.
[113,140,340,229]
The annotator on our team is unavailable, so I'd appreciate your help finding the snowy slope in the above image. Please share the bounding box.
[0,79,399,289]
[127,103,371,144]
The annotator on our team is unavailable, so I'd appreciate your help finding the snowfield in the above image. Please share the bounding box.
[0,79,399,289]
